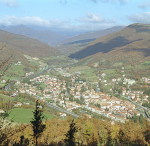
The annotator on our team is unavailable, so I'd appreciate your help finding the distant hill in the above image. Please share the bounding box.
[0,25,69,45]
[0,29,62,63]
[55,26,125,55]
[69,23,150,66]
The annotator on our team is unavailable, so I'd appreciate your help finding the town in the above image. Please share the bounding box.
[1,61,149,123]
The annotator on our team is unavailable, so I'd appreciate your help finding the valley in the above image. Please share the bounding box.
[2,0,150,144]
[1,52,150,124]
[0,23,150,145]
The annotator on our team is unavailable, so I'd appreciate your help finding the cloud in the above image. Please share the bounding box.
[0,15,116,32]
[138,1,150,9]
[77,12,116,24]
[128,12,150,23]
[74,23,115,32]
[91,0,128,4]
[0,0,18,7]
[0,15,65,28]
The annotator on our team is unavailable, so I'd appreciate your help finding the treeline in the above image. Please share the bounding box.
[1,116,150,146]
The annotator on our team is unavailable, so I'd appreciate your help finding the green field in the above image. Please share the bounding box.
[142,61,150,65]
[9,64,25,75]
[103,69,116,74]
[113,62,123,67]
[68,66,98,82]
[8,108,54,124]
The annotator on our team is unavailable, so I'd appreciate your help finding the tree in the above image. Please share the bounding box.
[0,44,13,145]
[30,100,45,146]
[0,44,12,89]
[64,119,78,146]
[13,135,29,146]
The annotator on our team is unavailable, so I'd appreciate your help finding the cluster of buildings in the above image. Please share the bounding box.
[15,80,41,96]
[142,77,150,84]
[8,67,148,122]
[99,72,150,106]
[61,91,140,122]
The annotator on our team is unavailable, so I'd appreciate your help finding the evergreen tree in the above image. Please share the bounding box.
[30,100,45,146]
[65,119,78,146]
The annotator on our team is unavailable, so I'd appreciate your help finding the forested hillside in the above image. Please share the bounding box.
[0,29,62,63]
[69,23,150,62]
[55,26,124,55]
[1,116,150,146]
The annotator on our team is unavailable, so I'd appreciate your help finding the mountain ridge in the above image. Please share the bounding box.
[0,29,62,63]
[69,23,150,63]
[55,26,125,55]
[0,25,69,45]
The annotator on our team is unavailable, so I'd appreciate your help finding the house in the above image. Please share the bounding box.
[101,73,106,78]
[14,102,22,107]
[1,79,6,83]
[59,112,66,118]
[59,99,65,105]
[11,93,17,97]
[82,114,91,118]
[112,78,116,82]
[96,108,104,114]
[0,109,5,113]
[112,103,121,110]
[101,103,110,110]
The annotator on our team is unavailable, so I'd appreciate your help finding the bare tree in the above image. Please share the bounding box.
[0,44,12,144]
[0,44,12,89]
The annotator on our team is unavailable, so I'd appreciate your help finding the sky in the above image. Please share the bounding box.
[0,0,150,33]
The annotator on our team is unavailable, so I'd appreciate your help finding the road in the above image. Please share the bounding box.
[122,95,147,110]
[5,66,80,118]
[46,102,79,118]
[122,95,150,118]
[97,83,100,92]
[29,67,51,79]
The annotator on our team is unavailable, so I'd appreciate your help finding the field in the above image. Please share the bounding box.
[68,66,98,82]
[103,69,116,74]
[9,63,25,76]
[8,108,54,124]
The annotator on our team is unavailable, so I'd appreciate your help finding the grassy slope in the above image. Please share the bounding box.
[68,66,97,82]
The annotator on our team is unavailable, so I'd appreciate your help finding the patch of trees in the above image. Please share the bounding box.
[142,102,150,108]
[143,89,150,96]
[130,84,148,91]
[22,78,31,84]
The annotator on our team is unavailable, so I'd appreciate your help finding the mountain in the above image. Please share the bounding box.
[0,25,69,45]
[69,23,150,65]
[0,29,62,63]
[55,26,125,55]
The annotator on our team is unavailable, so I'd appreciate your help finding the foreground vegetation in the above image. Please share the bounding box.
[0,115,150,146]
[0,100,150,146]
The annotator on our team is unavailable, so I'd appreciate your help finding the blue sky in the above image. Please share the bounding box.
[0,0,150,32]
